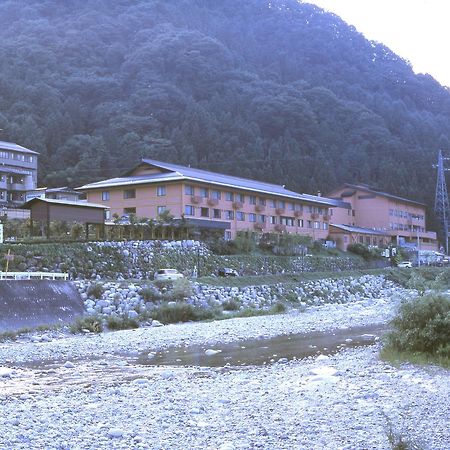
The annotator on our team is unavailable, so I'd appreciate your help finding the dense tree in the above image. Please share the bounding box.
[0,0,449,225]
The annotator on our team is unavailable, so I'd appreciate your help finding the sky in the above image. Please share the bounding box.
[306,0,450,87]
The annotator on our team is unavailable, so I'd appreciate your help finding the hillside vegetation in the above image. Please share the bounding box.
[0,0,449,221]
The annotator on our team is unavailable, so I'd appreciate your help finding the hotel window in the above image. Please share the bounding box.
[313,221,320,229]
[249,195,256,205]
[211,190,221,200]
[270,199,276,208]
[123,189,136,199]
[322,222,328,230]
[124,207,136,214]
[105,210,111,221]
[236,211,245,221]
[318,207,323,215]
[288,202,295,210]
[24,155,33,163]
[282,217,293,226]
[225,231,232,241]
[249,213,256,222]
[101,191,110,201]
[157,206,167,215]
[298,219,304,227]
[185,205,195,216]
[184,185,194,195]
[225,192,234,201]
[258,197,266,206]
[278,200,285,209]
[307,220,312,228]
[0,151,9,159]
[157,185,166,196]
[213,209,221,219]
[236,193,245,203]
[200,207,209,218]
[359,236,364,244]
[225,210,234,220]
[199,187,209,198]
[308,205,313,213]
[258,214,265,223]
[270,216,277,224]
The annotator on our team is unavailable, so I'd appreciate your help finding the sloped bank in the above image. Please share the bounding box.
[76,275,406,321]
[1,239,380,280]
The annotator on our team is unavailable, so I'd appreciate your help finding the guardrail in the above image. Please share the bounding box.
[0,272,69,280]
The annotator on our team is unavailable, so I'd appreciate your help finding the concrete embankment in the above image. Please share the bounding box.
[0,281,83,332]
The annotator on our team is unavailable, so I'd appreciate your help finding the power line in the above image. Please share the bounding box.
[434,149,450,254]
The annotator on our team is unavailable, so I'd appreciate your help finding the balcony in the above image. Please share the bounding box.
[323,215,330,221]
[255,204,265,213]
[253,222,265,231]
[232,201,243,210]
[207,198,219,207]
[191,195,202,204]
[311,213,319,220]
[275,208,285,215]
[294,210,303,217]
[9,183,28,191]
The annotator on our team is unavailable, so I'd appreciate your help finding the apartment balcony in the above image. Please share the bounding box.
[0,180,7,190]
[191,195,203,204]
[9,183,28,191]
[274,224,286,233]
[275,208,285,215]
[232,201,243,210]
[255,204,265,213]
[294,209,303,217]
[253,222,265,231]
[207,198,219,207]
[311,213,319,220]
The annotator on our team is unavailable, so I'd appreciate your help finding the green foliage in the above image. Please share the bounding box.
[347,244,380,261]
[140,285,161,302]
[0,331,18,342]
[170,278,193,300]
[151,302,217,324]
[233,231,257,254]
[222,297,241,311]
[384,294,450,359]
[70,316,103,333]
[106,315,139,330]
[87,283,104,299]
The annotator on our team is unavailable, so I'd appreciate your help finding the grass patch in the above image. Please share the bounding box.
[151,302,220,324]
[106,315,140,330]
[70,315,103,333]
[0,331,18,342]
[87,282,104,299]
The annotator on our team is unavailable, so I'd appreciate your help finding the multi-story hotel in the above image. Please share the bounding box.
[0,140,38,207]
[78,159,344,240]
[327,183,438,251]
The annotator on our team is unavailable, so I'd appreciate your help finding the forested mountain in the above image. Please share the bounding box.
[1,0,449,222]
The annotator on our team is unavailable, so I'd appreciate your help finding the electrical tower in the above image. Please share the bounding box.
[434,149,450,254]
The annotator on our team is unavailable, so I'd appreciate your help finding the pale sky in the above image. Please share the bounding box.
[306,0,450,87]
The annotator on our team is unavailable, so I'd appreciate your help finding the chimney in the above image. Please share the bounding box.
[317,191,322,197]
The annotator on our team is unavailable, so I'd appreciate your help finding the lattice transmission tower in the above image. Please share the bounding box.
[434,149,450,254]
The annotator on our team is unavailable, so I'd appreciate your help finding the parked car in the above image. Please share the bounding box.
[397,261,412,268]
[154,269,184,281]
[217,268,239,277]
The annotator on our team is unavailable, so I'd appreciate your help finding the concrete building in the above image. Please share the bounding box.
[78,159,343,240]
[0,140,38,207]
[26,186,83,203]
[327,183,438,251]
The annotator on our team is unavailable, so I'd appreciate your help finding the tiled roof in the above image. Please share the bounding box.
[330,223,387,235]
[22,198,108,209]
[329,183,425,207]
[79,158,343,207]
[0,140,39,155]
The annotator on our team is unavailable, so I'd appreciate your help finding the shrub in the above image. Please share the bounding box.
[170,278,193,300]
[385,294,450,358]
[347,243,377,260]
[87,282,104,299]
[151,303,217,324]
[140,285,161,302]
[106,315,139,330]
[222,297,241,311]
[271,301,287,313]
[70,316,103,333]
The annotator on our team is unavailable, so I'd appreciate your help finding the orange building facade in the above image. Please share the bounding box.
[78,159,344,240]
[327,184,438,251]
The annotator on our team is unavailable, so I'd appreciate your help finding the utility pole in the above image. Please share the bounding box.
[434,150,450,254]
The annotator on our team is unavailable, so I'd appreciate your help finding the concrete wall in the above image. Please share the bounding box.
[0,281,84,332]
